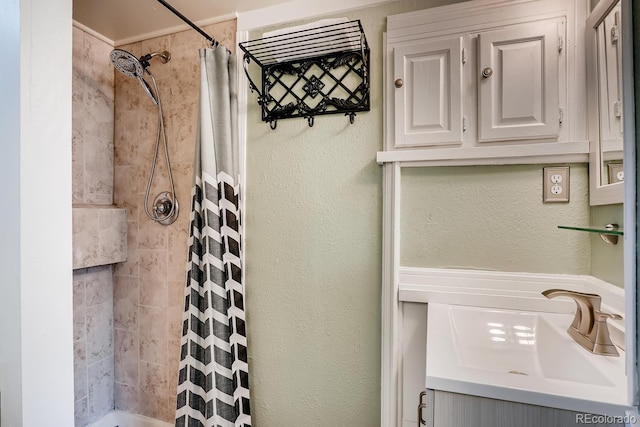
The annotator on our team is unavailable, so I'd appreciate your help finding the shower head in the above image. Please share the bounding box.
[109,49,171,78]
[110,49,145,78]
[109,49,171,105]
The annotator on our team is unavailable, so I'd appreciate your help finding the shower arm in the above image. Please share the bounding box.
[155,0,220,47]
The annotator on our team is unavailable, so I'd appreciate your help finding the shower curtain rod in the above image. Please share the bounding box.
[155,0,219,46]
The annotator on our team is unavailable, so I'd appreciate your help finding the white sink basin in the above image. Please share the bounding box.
[427,303,630,415]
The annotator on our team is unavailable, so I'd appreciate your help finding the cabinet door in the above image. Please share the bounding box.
[393,36,463,147]
[597,2,623,152]
[478,22,560,142]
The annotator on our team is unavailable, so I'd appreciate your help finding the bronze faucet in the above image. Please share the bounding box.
[542,289,622,356]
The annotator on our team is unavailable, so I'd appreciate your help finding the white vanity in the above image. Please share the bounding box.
[395,268,631,427]
[378,0,636,426]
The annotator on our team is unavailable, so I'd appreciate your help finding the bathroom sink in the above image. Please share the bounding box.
[426,303,630,415]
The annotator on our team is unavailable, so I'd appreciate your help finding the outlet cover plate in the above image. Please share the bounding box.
[608,163,624,184]
[543,166,570,203]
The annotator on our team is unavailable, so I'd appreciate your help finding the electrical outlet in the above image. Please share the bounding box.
[608,163,624,184]
[543,166,570,203]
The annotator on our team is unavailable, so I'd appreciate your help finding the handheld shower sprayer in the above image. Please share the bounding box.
[109,49,171,105]
[110,48,179,226]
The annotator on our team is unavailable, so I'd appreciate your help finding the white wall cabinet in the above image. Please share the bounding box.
[393,36,463,147]
[477,21,561,142]
[381,0,588,166]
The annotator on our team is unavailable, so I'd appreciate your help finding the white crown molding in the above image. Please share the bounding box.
[236,0,395,31]
[72,20,115,46]
[114,13,237,46]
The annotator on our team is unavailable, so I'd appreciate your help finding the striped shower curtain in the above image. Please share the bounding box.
[175,46,251,427]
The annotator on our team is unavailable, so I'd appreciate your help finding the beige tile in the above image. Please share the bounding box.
[166,338,181,396]
[140,392,173,422]
[167,43,200,78]
[115,163,145,194]
[138,148,171,195]
[73,273,86,341]
[138,215,168,250]
[166,100,197,163]
[113,190,144,224]
[86,302,113,365]
[167,163,193,229]
[74,396,88,427]
[167,304,183,340]
[72,121,84,164]
[115,382,139,413]
[74,339,87,402]
[73,208,100,269]
[85,265,113,307]
[113,275,138,331]
[168,62,199,103]
[168,280,185,310]
[72,163,85,204]
[99,208,127,264]
[115,41,142,57]
[170,27,207,49]
[85,87,114,129]
[139,249,167,284]
[87,356,114,421]
[159,394,176,423]
[140,277,168,308]
[84,33,114,96]
[114,126,141,168]
[72,69,85,119]
[90,194,114,205]
[114,328,138,386]
[114,221,139,277]
[140,360,168,394]
[139,306,167,365]
[72,26,85,57]
[139,361,170,420]
[84,127,114,204]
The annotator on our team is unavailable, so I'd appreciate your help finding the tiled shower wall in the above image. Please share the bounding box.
[112,20,236,422]
[73,266,115,425]
[72,26,116,426]
[72,26,115,206]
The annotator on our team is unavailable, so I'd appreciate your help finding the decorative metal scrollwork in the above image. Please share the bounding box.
[239,20,370,129]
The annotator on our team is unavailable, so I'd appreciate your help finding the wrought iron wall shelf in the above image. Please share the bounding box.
[239,19,370,129]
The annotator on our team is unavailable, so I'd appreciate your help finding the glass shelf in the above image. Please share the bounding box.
[557,225,623,236]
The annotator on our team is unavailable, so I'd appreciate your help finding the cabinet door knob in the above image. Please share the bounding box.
[482,67,493,78]
[394,78,404,88]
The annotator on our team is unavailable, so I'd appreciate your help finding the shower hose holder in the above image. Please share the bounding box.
[152,191,179,225]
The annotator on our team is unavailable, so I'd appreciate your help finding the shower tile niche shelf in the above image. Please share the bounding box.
[72,205,127,269]
[239,19,370,129]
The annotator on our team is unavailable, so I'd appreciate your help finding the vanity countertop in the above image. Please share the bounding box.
[426,302,631,416]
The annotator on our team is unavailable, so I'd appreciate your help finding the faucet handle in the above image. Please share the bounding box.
[594,310,623,321]
[591,310,623,357]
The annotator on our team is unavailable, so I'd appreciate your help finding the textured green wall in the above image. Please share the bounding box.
[401,165,592,274]
[244,0,623,425]
[244,1,466,425]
